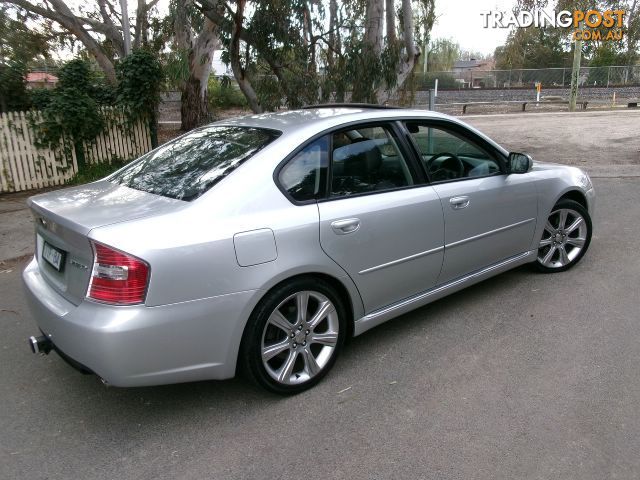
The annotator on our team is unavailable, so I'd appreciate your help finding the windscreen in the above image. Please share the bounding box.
[109,125,280,201]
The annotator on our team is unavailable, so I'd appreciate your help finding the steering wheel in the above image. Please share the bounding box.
[425,152,464,182]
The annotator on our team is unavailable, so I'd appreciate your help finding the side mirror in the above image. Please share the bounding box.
[508,152,533,174]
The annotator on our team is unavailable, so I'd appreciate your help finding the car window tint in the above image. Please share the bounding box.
[330,125,414,197]
[279,136,329,201]
[109,126,280,201]
[406,124,501,183]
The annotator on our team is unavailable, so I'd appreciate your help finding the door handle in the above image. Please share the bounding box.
[331,218,361,235]
[450,196,470,209]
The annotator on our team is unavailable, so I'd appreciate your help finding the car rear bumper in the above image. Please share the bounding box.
[22,257,256,386]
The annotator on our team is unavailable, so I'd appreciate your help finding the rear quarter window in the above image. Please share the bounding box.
[109,126,280,201]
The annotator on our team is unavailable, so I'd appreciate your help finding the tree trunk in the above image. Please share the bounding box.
[333,1,345,102]
[174,0,220,131]
[180,27,218,130]
[181,75,209,131]
[230,0,262,113]
[377,0,419,103]
[133,0,152,49]
[364,0,384,55]
[352,0,384,102]
[119,0,131,55]
[385,0,396,43]
[328,0,337,70]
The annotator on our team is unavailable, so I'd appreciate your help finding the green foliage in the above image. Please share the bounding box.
[243,0,323,109]
[0,60,30,112]
[494,27,571,69]
[116,50,164,122]
[344,43,385,103]
[254,75,283,111]
[204,0,437,109]
[208,76,247,110]
[36,87,105,149]
[27,52,164,173]
[415,72,459,89]
[29,88,52,110]
[427,39,461,71]
[29,59,109,171]
[588,43,627,67]
[33,60,105,148]
[163,48,190,90]
[65,158,128,186]
[0,5,49,64]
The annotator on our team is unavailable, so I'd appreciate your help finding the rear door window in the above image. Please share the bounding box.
[109,126,280,201]
[330,125,414,197]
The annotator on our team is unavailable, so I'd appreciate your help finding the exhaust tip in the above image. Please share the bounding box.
[28,335,52,355]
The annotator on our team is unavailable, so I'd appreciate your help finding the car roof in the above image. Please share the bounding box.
[214,107,455,135]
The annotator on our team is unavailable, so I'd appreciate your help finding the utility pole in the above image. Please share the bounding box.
[569,33,582,111]
[120,0,132,56]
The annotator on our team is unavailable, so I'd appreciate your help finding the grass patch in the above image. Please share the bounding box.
[66,159,128,186]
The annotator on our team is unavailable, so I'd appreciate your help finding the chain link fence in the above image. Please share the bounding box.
[416,65,640,90]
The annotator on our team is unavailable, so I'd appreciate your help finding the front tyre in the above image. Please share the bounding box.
[241,278,347,394]
[534,199,592,273]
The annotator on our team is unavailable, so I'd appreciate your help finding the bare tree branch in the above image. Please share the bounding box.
[3,0,118,83]
[229,0,261,113]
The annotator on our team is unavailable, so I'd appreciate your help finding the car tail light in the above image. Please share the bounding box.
[88,242,149,305]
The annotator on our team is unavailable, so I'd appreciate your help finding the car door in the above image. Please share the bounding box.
[316,123,445,313]
[404,121,538,284]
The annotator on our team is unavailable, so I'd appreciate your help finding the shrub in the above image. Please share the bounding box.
[415,72,459,90]
[208,76,248,110]
[0,60,30,112]
[116,50,164,146]
[32,60,105,170]
[65,158,128,186]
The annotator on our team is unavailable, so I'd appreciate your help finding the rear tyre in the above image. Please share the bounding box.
[240,277,347,394]
[534,199,592,273]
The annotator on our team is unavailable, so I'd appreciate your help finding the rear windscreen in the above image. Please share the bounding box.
[109,125,280,201]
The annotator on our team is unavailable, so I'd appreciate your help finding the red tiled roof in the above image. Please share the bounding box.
[26,72,58,83]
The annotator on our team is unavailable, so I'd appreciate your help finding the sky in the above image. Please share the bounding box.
[431,0,516,55]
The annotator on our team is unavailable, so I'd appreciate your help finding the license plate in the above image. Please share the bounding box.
[42,242,65,271]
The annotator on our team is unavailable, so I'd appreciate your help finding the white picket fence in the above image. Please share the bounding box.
[0,109,152,193]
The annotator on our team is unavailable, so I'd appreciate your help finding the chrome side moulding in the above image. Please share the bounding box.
[445,218,536,249]
[353,250,536,335]
[358,246,444,275]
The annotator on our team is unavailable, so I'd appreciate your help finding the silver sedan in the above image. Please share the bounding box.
[24,107,594,394]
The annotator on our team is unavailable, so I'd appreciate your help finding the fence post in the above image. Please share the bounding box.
[74,140,85,173]
[149,111,158,148]
[607,66,611,87]
[562,68,566,87]
[428,89,435,111]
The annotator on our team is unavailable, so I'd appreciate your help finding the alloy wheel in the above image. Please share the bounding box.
[261,291,340,385]
[537,208,588,269]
